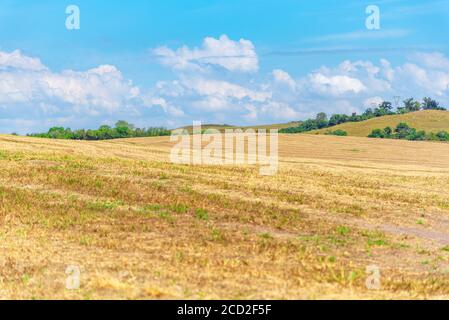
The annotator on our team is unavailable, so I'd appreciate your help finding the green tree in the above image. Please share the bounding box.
[383,127,392,137]
[329,114,349,126]
[403,98,421,112]
[315,112,328,129]
[368,129,384,138]
[395,123,414,139]
[374,101,393,116]
[422,97,443,110]
[115,120,134,137]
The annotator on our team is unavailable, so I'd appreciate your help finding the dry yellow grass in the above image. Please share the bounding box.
[2,133,449,299]
[311,110,449,137]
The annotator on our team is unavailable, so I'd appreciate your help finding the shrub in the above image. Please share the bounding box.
[325,129,348,136]
[383,127,392,137]
[368,123,449,142]
[395,123,414,139]
[368,129,385,138]
[436,131,449,141]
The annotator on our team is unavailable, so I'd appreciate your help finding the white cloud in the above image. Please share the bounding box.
[41,65,140,112]
[380,59,395,82]
[364,96,384,108]
[338,60,380,75]
[193,96,233,112]
[396,63,449,96]
[272,69,296,90]
[260,101,300,120]
[0,54,140,113]
[242,104,258,121]
[153,35,258,72]
[308,73,366,96]
[411,52,449,71]
[0,50,47,71]
[0,50,188,133]
[146,97,185,117]
[149,76,279,120]
[185,78,271,102]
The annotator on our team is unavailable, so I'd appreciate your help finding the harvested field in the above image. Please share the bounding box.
[1,134,449,299]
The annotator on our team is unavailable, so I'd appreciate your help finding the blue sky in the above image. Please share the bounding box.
[0,0,449,133]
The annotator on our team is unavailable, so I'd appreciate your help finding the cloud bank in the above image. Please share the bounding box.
[1,35,449,133]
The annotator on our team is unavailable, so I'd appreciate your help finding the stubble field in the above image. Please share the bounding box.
[1,133,449,299]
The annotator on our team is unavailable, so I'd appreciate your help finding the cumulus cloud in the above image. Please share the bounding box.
[185,78,271,102]
[364,96,384,108]
[308,73,366,96]
[149,36,304,124]
[153,35,258,72]
[0,50,47,71]
[272,69,296,90]
[0,50,185,133]
[260,101,301,120]
[143,97,185,117]
[141,45,449,125]
[410,52,449,71]
[0,51,141,113]
[396,62,449,96]
[147,75,282,121]
[41,65,141,112]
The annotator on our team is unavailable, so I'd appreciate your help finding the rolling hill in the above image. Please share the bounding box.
[310,110,449,137]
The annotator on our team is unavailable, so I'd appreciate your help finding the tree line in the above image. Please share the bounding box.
[280,97,446,134]
[28,121,171,140]
[368,123,449,142]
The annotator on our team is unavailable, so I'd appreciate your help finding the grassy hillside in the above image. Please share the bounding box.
[311,110,449,137]
[177,122,301,133]
[3,134,449,298]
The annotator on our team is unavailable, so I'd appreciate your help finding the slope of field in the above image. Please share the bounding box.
[2,134,449,299]
[311,110,449,137]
